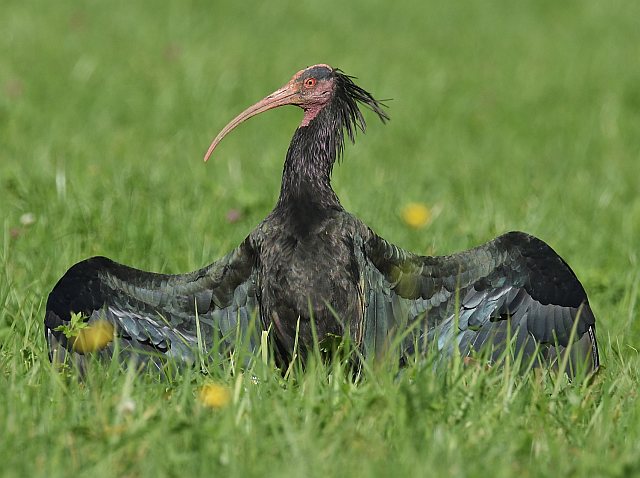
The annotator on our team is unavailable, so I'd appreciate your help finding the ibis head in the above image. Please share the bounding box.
[203,64,388,162]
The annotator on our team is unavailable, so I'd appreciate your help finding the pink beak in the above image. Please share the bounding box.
[203,81,301,162]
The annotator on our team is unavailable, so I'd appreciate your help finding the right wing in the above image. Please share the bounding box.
[44,237,260,368]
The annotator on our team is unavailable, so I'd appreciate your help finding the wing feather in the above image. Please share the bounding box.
[364,230,599,373]
[45,237,259,368]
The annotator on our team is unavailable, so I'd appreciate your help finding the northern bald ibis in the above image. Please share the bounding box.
[45,64,599,374]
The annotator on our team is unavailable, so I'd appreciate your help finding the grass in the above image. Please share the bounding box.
[1,0,640,476]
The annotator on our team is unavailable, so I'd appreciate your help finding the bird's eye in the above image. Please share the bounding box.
[304,77,316,88]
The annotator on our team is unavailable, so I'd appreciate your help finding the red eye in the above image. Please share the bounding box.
[304,77,316,88]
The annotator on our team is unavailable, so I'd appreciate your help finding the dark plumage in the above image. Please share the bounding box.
[45,64,599,374]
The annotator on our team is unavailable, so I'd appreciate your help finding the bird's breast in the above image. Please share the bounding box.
[256,221,364,361]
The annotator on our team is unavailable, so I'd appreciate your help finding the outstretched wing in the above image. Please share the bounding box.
[45,237,260,368]
[362,230,599,373]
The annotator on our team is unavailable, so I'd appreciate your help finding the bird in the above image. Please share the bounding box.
[45,64,600,374]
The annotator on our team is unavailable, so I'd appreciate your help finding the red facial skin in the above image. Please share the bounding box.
[204,64,336,162]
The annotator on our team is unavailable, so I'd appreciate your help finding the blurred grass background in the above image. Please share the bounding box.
[1,0,639,477]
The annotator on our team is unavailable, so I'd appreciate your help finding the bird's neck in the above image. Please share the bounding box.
[276,108,342,212]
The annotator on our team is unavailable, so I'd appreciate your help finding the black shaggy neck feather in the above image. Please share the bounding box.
[276,71,388,211]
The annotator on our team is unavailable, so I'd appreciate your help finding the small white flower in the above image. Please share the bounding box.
[19,212,36,226]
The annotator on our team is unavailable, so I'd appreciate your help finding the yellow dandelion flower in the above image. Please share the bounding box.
[72,320,114,353]
[401,202,432,229]
[199,383,231,409]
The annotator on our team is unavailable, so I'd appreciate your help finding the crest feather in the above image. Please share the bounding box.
[332,70,389,158]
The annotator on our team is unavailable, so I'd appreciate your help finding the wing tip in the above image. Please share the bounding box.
[45,256,115,362]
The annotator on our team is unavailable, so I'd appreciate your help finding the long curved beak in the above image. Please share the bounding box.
[203,82,300,162]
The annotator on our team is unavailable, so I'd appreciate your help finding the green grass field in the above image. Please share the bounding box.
[2,0,640,476]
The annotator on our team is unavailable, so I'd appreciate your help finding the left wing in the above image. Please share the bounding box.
[362,230,599,374]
